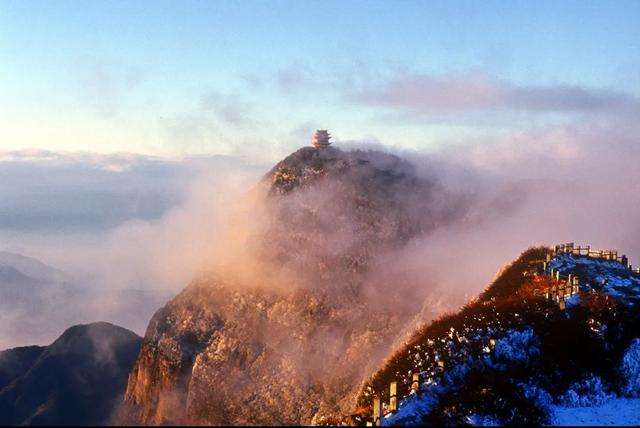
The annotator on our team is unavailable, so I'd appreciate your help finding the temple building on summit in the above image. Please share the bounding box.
[312,129,332,148]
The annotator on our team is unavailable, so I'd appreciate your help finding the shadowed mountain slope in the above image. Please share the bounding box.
[0,322,141,426]
[0,346,45,391]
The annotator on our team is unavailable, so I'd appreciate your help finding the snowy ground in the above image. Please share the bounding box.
[549,254,640,304]
[552,398,640,426]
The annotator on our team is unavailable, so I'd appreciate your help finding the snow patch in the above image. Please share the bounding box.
[552,398,640,426]
[549,254,640,303]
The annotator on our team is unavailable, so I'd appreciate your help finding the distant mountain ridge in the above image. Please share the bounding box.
[0,251,83,349]
[0,251,69,283]
[0,251,170,349]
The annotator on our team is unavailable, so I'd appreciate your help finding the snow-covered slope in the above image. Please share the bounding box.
[347,246,640,426]
[552,398,640,426]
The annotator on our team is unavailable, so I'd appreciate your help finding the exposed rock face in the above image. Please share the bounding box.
[119,147,467,425]
[0,322,141,426]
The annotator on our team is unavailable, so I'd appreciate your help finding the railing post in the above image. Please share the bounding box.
[411,373,420,394]
[373,396,382,427]
[389,381,397,413]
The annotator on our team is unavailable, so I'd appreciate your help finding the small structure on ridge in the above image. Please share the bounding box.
[312,129,332,148]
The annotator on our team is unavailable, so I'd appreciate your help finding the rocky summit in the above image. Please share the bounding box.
[118,146,468,425]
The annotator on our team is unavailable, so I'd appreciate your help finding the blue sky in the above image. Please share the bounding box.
[1,0,639,158]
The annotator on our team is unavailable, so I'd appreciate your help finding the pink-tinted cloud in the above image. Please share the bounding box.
[351,72,639,116]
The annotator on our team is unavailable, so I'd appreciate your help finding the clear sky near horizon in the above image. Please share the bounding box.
[1,0,639,159]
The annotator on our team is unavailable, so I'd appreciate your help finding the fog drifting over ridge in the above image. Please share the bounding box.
[1,114,640,348]
[0,152,268,348]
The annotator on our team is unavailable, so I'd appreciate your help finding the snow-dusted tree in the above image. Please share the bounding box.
[561,375,611,407]
[493,328,540,364]
[620,338,640,397]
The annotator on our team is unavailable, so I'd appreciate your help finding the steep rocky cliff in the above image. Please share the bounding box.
[119,146,467,425]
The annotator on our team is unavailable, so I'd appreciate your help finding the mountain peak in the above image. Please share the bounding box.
[47,322,140,356]
[264,146,409,195]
